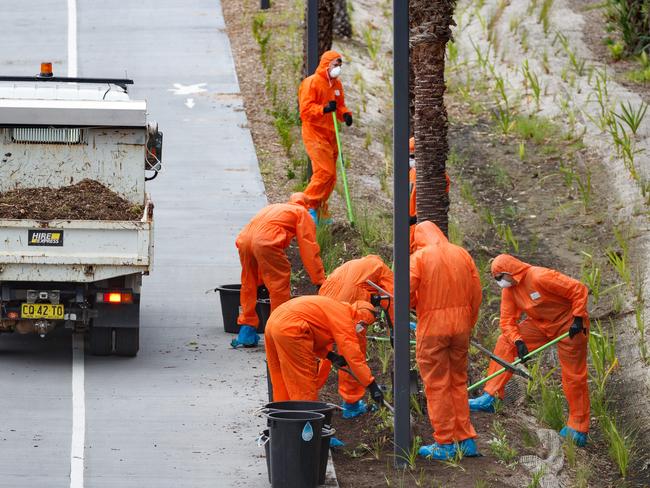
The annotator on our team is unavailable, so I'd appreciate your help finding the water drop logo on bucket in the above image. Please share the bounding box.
[301,421,314,442]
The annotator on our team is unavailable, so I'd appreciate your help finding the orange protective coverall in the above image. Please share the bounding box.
[410,222,482,444]
[265,296,376,401]
[235,193,326,329]
[299,50,351,217]
[317,255,394,402]
[485,254,591,432]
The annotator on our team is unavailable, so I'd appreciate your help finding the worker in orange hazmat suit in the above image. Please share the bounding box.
[410,221,482,460]
[469,254,590,447]
[232,193,326,348]
[299,50,352,223]
[317,255,394,418]
[264,295,384,407]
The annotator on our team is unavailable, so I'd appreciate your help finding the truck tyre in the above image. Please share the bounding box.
[114,327,139,357]
[90,326,113,356]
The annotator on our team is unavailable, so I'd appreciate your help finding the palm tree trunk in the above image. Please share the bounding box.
[410,0,456,235]
[333,0,352,39]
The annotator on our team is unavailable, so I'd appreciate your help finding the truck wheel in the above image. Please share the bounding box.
[114,327,139,357]
[90,327,113,356]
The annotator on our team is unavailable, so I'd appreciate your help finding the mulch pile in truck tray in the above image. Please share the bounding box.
[0,179,144,221]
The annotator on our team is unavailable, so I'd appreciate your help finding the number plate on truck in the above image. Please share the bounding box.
[21,303,65,320]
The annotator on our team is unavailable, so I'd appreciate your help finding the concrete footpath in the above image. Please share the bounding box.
[0,0,269,486]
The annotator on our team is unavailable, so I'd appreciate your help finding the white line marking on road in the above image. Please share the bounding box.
[168,82,207,95]
[68,3,83,484]
[70,332,85,488]
[67,0,78,77]
[185,98,195,109]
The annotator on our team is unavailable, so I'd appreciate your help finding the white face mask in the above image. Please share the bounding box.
[496,279,513,289]
[329,66,342,78]
[409,156,416,169]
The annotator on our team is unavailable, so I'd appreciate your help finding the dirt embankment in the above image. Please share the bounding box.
[0,179,144,221]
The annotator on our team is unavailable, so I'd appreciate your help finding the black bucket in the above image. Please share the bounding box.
[267,411,324,488]
[215,284,268,334]
[263,400,336,426]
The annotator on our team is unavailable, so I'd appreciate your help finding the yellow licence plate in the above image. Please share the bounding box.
[21,303,65,320]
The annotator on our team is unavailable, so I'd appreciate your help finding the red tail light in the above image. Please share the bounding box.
[98,292,133,304]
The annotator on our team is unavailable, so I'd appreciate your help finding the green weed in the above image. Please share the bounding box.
[536,375,565,430]
[395,435,422,470]
[316,226,346,273]
[493,104,515,135]
[488,420,518,464]
[521,427,539,448]
[441,442,466,471]
[375,339,392,375]
[600,415,634,477]
[575,462,591,488]
[252,13,271,62]
[360,435,388,460]
[269,106,299,155]
[635,301,648,362]
[460,180,478,208]
[527,467,545,488]
[605,0,650,56]
[448,217,464,246]
[522,60,542,110]
[362,23,382,62]
[538,0,555,35]
[513,115,557,143]
[614,100,648,136]
[575,169,592,210]
[496,222,520,253]
[563,436,577,468]
[356,208,392,255]
[606,248,631,286]
[588,319,618,401]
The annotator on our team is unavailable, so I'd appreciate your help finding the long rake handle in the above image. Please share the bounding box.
[467,331,571,392]
[332,113,355,225]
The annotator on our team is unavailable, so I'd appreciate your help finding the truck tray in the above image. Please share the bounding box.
[0,199,153,283]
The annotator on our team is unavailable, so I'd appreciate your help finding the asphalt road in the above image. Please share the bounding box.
[0,1,269,486]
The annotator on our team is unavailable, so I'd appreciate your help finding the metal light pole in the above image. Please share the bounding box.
[307,0,319,75]
[393,0,411,467]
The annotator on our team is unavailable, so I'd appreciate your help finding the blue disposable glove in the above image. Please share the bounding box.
[230,325,260,348]
[409,321,417,331]
[341,400,368,419]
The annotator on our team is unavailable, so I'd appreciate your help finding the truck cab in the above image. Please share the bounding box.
[0,66,162,356]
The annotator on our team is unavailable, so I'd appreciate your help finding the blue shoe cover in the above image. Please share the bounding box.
[458,438,480,457]
[230,325,260,348]
[330,436,345,448]
[308,208,318,224]
[409,321,417,331]
[418,442,457,460]
[469,392,495,413]
[341,400,368,419]
[559,426,587,447]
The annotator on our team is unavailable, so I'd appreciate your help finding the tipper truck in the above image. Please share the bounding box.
[0,64,162,356]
